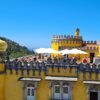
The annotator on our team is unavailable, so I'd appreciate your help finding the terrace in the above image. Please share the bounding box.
[4,56,100,78]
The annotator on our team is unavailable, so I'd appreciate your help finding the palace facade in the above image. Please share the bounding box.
[52,28,100,63]
[0,29,100,100]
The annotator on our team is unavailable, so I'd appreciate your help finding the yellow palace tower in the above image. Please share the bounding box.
[52,28,82,50]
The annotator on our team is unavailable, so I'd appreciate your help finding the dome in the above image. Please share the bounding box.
[0,39,7,52]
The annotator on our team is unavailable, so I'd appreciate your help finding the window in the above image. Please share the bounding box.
[32,88,34,96]
[55,86,60,93]
[26,84,35,100]
[63,86,68,93]
[54,85,61,99]
[27,88,30,96]
[62,85,70,100]
[51,82,71,100]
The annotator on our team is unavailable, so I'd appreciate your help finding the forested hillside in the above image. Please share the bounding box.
[0,37,34,59]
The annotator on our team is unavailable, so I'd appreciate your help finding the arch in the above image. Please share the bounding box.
[53,81,60,85]
[63,82,69,86]
[27,84,35,87]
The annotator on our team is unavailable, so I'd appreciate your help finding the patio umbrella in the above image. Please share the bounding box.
[59,48,87,55]
[35,48,59,54]
[68,48,87,54]
[59,49,71,55]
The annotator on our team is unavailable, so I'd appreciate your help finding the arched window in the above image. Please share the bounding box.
[51,81,71,100]
[27,84,35,100]
[53,82,61,99]
[62,82,70,99]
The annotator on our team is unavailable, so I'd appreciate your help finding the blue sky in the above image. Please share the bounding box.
[0,0,100,49]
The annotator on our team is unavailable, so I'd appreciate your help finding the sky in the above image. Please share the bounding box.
[0,0,100,49]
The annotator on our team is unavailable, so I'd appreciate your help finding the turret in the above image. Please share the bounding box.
[0,39,8,72]
[0,39,7,100]
[0,39,7,52]
[75,28,80,37]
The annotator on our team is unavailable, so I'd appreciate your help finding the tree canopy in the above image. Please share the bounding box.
[0,37,34,59]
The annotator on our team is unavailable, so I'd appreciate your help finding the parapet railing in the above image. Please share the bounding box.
[52,35,82,40]
[5,61,47,75]
[4,59,100,77]
[84,41,97,44]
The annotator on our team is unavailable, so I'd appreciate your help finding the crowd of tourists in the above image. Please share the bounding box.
[11,54,91,65]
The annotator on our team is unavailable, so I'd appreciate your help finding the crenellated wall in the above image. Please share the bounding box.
[52,35,83,51]
[51,30,100,59]
[51,35,83,57]
[0,61,100,100]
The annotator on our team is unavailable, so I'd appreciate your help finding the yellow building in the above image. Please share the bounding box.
[0,31,100,100]
[52,28,100,63]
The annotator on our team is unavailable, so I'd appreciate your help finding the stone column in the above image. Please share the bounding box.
[60,81,63,100]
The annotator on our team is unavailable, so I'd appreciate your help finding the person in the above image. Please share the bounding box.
[54,56,58,63]
[83,57,87,63]
[47,56,52,64]
[87,57,90,63]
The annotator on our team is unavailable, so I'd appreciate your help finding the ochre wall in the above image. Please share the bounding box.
[0,64,5,100]
[36,80,49,100]
[52,40,83,51]
[0,64,100,100]
[0,74,5,100]
[51,39,99,59]
[72,79,88,100]
[51,40,83,57]
[4,70,23,100]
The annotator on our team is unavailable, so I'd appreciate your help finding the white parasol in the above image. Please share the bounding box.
[35,48,59,54]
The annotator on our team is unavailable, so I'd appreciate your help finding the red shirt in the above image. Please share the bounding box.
[83,59,87,63]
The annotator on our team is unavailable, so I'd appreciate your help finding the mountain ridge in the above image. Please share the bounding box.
[0,36,34,59]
